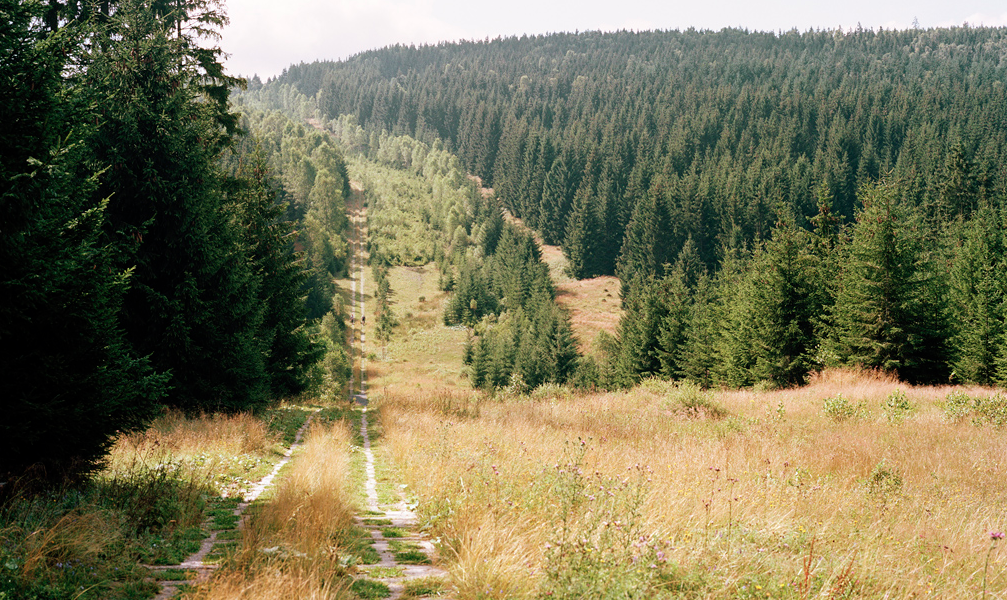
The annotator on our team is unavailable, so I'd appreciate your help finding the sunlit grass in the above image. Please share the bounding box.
[377,371,1007,598]
[183,419,359,599]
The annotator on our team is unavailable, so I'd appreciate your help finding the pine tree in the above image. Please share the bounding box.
[231,145,322,396]
[563,185,604,279]
[539,152,572,245]
[749,219,821,386]
[616,183,674,296]
[656,238,705,378]
[614,275,669,386]
[85,0,267,411]
[948,204,1005,384]
[829,181,949,383]
[1,0,166,477]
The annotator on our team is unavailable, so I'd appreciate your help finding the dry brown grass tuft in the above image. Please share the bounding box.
[184,420,357,600]
[107,410,277,466]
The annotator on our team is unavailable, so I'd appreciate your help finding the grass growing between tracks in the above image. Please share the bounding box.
[181,418,368,599]
[377,372,1007,599]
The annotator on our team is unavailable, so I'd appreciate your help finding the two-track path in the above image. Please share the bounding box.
[347,186,448,599]
[150,412,319,600]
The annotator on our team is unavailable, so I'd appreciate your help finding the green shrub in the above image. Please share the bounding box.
[942,391,1007,428]
[823,393,865,422]
[943,390,973,423]
[664,381,727,419]
[882,389,914,424]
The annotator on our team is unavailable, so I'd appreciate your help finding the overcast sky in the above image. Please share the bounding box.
[218,0,1007,79]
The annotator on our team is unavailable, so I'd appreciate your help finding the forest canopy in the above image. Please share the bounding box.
[270,26,1007,389]
[1,0,346,479]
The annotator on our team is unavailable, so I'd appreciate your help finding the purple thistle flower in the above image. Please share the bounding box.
[990,531,1004,540]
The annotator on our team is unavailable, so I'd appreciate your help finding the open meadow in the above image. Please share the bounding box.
[368,264,1007,599]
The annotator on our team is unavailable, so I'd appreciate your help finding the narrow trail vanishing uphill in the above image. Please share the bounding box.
[347,185,449,599]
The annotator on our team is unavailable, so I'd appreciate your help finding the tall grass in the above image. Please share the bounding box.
[377,370,1007,598]
[185,420,358,600]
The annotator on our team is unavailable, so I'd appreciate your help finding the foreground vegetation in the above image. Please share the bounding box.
[377,370,1007,598]
[353,251,1007,599]
[0,408,304,599]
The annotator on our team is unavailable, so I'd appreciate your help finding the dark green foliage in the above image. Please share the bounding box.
[748,220,823,386]
[83,1,267,411]
[614,275,672,387]
[228,146,323,396]
[0,0,166,478]
[616,185,674,295]
[460,226,580,391]
[563,185,606,279]
[278,27,1007,282]
[828,182,949,384]
[267,28,1007,390]
[1,0,339,478]
[948,205,1007,384]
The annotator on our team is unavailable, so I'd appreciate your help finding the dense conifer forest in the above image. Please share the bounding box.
[1,0,348,479]
[269,26,1007,389]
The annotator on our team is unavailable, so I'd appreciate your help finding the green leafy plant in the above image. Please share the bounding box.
[823,393,865,422]
[882,389,914,424]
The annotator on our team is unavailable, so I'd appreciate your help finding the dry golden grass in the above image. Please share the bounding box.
[107,410,278,466]
[553,274,623,351]
[375,370,1007,599]
[184,420,357,600]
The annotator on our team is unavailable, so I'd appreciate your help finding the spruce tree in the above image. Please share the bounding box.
[749,219,821,386]
[230,145,322,396]
[1,0,166,478]
[829,181,949,383]
[539,152,572,245]
[616,183,674,296]
[614,275,670,386]
[563,185,604,279]
[949,204,1005,384]
[85,0,267,410]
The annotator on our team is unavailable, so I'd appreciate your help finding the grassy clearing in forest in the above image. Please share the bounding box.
[373,371,1007,599]
[503,210,623,352]
[367,264,468,394]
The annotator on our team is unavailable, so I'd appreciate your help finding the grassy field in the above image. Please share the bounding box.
[364,260,1007,599]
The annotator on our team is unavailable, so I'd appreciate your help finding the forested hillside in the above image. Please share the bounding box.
[1,0,347,479]
[268,27,1007,389]
[276,27,1007,274]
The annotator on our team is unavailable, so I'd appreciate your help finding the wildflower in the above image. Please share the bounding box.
[991,531,1004,540]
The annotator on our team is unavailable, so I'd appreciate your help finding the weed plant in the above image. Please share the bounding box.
[881,389,914,424]
[0,454,208,598]
[822,393,867,421]
[943,390,1007,427]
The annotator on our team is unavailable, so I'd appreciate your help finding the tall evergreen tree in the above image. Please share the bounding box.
[749,219,821,386]
[539,152,573,245]
[230,145,322,396]
[1,0,166,477]
[616,182,674,296]
[828,182,949,383]
[85,0,267,410]
[948,204,1006,384]
[563,185,604,279]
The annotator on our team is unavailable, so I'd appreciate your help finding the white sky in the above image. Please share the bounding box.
[218,0,1007,79]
